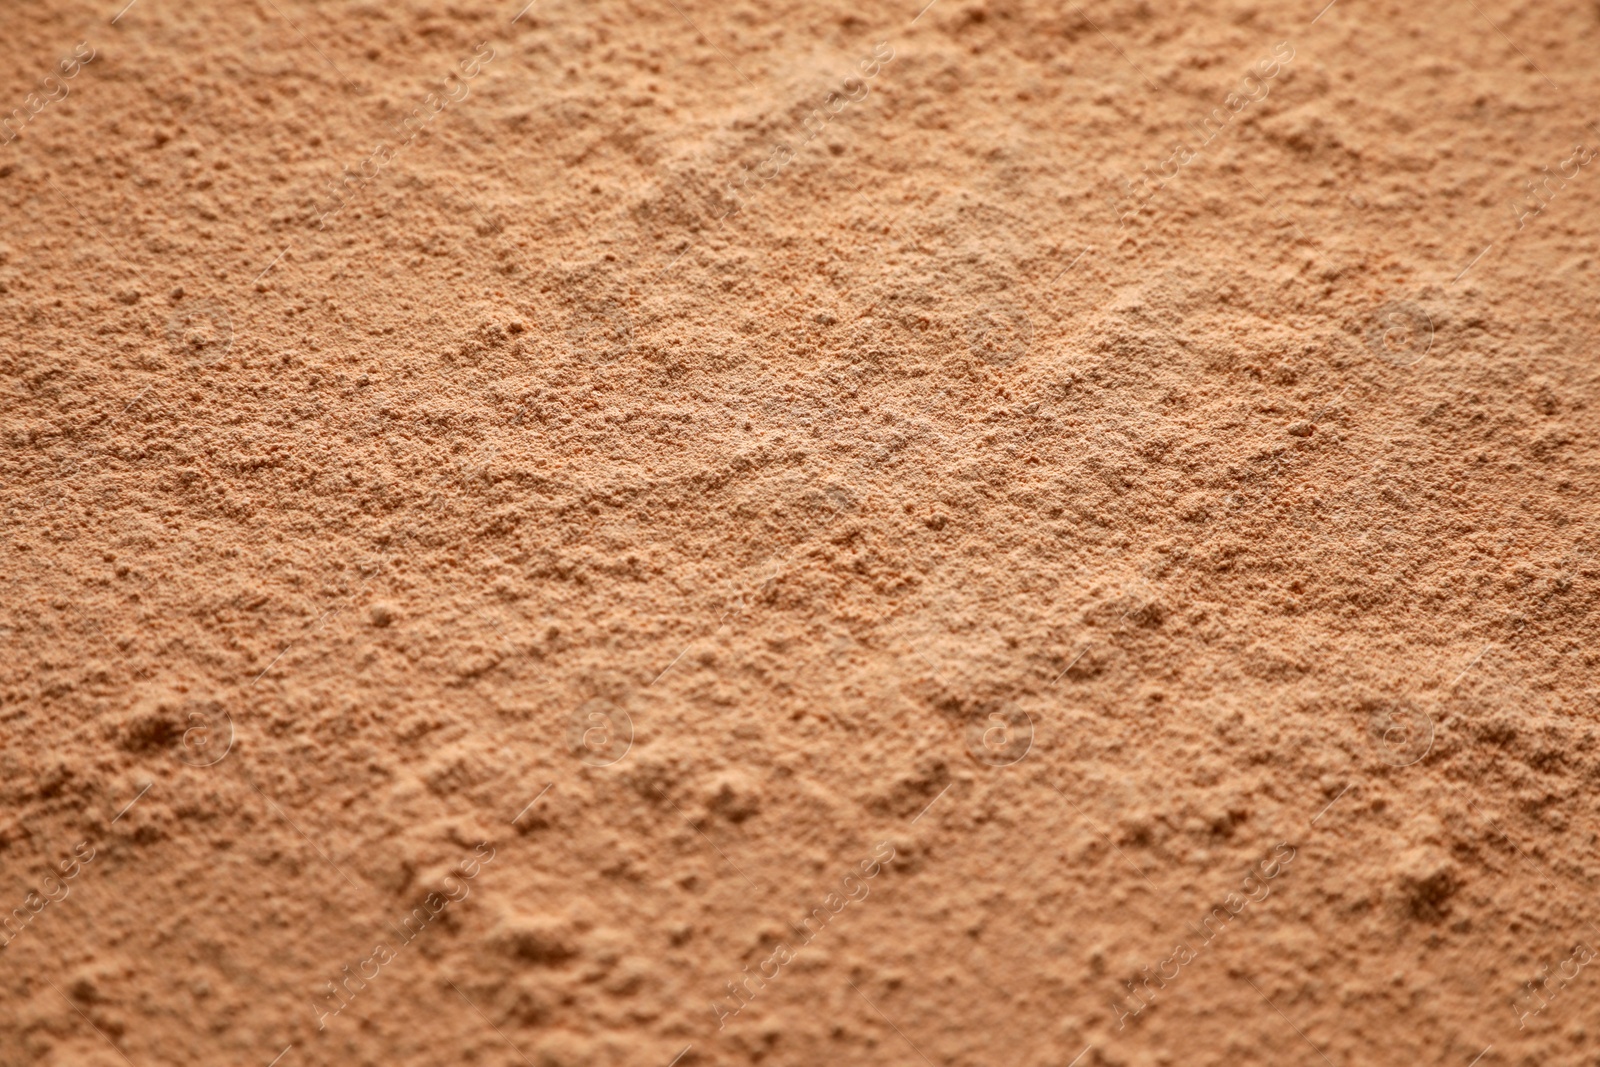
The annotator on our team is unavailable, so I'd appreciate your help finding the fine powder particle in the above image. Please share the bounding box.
[2,0,1598,1065]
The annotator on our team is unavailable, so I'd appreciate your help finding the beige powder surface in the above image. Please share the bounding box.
[2,0,1599,1064]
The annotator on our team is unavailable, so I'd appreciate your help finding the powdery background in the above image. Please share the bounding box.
[1,0,1598,1064]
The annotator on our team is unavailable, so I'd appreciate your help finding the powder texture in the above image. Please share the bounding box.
[2,0,1598,1065]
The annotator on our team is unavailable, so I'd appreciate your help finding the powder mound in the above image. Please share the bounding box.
[1395,849,1462,924]
[703,771,762,823]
